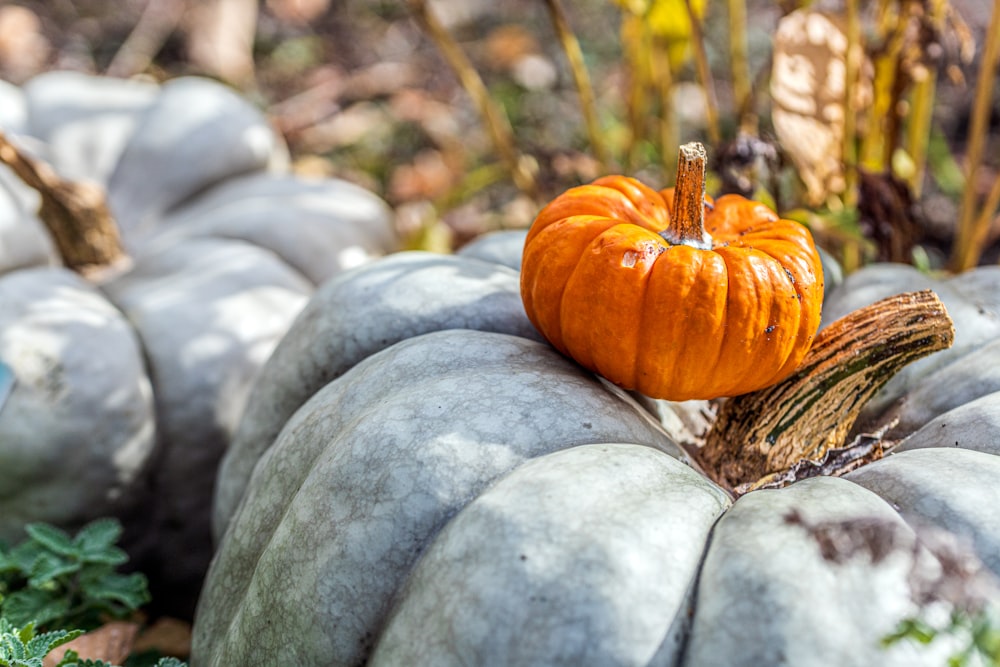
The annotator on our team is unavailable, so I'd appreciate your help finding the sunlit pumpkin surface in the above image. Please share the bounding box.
[521,175,824,400]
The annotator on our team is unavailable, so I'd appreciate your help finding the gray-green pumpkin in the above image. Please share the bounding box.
[196,249,1000,667]
[0,71,397,614]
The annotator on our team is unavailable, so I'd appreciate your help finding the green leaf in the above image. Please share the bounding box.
[2,589,70,628]
[7,542,47,576]
[882,617,938,647]
[15,623,34,645]
[22,526,76,559]
[53,649,80,667]
[76,547,127,570]
[72,521,122,556]
[0,552,20,577]
[27,554,78,590]
[58,659,115,667]
[24,629,84,660]
[79,573,149,613]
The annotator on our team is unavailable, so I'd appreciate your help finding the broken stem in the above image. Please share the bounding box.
[661,142,712,249]
[698,289,955,493]
[0,130,127,275]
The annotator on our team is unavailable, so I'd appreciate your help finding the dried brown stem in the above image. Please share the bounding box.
[542,0,610,172]
[683,0,720,144]
[105,0,186,78]
[698,289,955,493]
[0,131,127,275]
[951,0,1000,271]
[661,142,711,249]
[407,0,538,200]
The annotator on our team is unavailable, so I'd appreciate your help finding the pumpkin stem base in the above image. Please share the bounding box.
[0,130,128,277]
[696,289,955,495]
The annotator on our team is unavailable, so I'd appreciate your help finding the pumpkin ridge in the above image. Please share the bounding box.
[527,181,666,245]
[523,215,622,351]
[640,247,728,399]
[557,223,661,377]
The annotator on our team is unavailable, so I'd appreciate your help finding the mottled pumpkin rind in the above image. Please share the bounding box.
[521,175,824,400]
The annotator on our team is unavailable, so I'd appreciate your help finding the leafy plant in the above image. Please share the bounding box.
[0,617,188,667]
[0,520,149,632]
[883,607,1000,667]
[60,658,186,667]
[0,616,187,666]
[0,617,82,667]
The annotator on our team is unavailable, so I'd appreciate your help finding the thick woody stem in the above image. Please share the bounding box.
[661,142,712,250]
[0,130,127,275]
[698,289,955,493]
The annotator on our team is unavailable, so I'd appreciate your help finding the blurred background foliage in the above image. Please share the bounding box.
[0,0,997,272]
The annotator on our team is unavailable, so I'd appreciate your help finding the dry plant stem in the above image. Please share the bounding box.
[662,143,711,249]
[951,0,1000,271]
[727,0,751,130]
[106,0,186,77]
[543,0,610,172]
[860,2,906,174]
[407,0,538,200]
[651,39,678,180]
[184,0,259,89]
[842,0,861,207]
[969,166,1000,249]
[683,0,720,144]
[905,67,936,198]
[0,131,127,274]
[699,289,955,492]
[621,13,651,173]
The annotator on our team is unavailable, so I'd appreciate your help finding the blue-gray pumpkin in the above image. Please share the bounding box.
[196,246,1000,667]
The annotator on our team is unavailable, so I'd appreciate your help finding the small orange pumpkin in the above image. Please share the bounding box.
[520,142,824,401]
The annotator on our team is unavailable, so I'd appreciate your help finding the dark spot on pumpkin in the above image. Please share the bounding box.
[765,325,776,334]
[784,267,796,284]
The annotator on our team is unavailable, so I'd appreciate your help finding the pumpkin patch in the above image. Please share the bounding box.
[3,4,1000,665]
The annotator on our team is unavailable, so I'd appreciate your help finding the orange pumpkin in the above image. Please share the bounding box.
[520,143,824,401]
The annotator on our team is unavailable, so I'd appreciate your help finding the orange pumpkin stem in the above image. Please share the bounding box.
[662,142,712,250]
